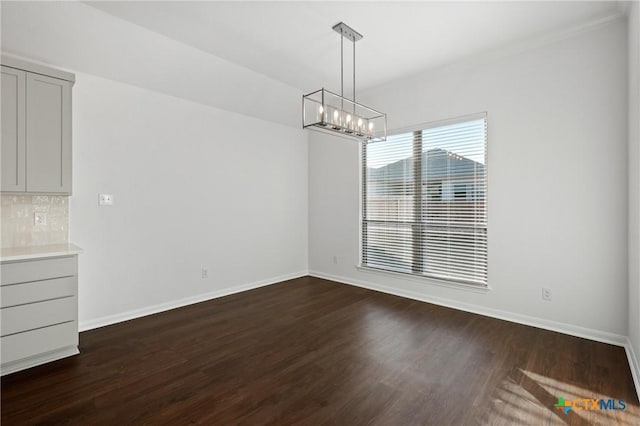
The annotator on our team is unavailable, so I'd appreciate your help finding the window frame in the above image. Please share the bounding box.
[358,112,489,289]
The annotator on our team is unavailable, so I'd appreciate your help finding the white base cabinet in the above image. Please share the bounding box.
[1,255,79,375]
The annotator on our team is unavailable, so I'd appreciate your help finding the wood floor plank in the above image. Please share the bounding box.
[1,276,638,425]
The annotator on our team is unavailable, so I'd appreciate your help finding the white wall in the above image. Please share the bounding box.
[309,20,629,341]
[70,73,308,328]
[628,0,640,389]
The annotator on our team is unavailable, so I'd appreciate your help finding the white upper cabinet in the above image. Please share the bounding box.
[1,57,74,194]
[1,66,26,192]
[25,73,72,193]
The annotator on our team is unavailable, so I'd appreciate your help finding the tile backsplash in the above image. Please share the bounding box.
[1,195,69,248]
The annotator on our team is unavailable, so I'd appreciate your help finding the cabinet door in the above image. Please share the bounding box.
[1,66,26,192]
[26,73,72,194]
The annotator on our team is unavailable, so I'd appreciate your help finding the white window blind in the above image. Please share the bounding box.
[362,115,487,286]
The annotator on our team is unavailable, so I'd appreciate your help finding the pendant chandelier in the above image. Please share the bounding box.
[302,22,386,142]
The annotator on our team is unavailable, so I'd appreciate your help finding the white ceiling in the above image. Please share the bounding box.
[88,1,624,94]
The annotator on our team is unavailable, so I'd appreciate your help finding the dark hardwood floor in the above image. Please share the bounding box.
[1,276,638,425]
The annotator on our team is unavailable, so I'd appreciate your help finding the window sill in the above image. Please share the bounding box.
[355,265,491,294]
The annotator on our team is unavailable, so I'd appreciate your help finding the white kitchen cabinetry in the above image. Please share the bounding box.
[1,252,80,375]
[1,56,74,194]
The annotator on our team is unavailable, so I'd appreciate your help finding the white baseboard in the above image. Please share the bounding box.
[625,338,640,400]
[79,270,308,332]
[309,270,628,347]
[1,346,79,376]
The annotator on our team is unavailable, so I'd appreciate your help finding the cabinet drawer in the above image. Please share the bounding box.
[1,297,76,336]
[1,256,76,286]
[1,321,77,365]
[1,276,76,308]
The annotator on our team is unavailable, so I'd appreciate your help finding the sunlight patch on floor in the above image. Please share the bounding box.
[483,369,638,425]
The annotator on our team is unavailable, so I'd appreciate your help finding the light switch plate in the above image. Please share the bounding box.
[99,194,114,206]
[34,212,47,226]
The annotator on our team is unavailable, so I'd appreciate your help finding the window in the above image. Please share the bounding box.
[361,115,487,286]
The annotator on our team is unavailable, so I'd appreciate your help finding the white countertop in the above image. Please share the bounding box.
[1,243,83,262]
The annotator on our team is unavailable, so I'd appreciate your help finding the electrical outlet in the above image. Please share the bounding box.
[202,268,208,279]
[99,194,114,206]
[542,288,552,301]
[333,255,338,264]
[33,212,47,226]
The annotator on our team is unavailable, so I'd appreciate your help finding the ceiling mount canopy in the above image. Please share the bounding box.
[302,22,386,143]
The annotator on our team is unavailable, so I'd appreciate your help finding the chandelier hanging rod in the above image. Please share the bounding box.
[332,22,361,103]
